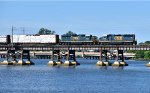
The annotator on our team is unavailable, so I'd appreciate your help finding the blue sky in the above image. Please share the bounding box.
[0,1,150,43]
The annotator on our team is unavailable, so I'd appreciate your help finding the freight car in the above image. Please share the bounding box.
[99,34,137,45]
[0,35,11,45]
[60,34,98,45]
[12,34,59,45]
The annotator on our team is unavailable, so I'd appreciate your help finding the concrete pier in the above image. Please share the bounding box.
[63,61,72,66]
[48,50,62,66]
[104,62,111,66]
[63,50,80,66]
[112,50,121,66]
[96,50,105,66]
[56,50,63,65]
[0,60,13,65]
[112,61,121,66]
[112,50,128,66]
[120,50,128,66]
[25,60,34,65]
[12,60,17,65]
[145,62,150,67]
[48,61,57,65]
[96,50,110,66]
[17,51,24,65]
[0,50,15,65]
[48,50,56,65]
[120,62,128,66]
[0,50,34,65]
[103,50,111,66]
[96,61,105,66]
[24,50,34,65]
[17,60,25,65]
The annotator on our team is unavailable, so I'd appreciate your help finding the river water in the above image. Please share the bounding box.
[0,59,150,93]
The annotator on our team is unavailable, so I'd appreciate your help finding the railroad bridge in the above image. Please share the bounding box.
[0,45,149,51]
[0,45,150,66]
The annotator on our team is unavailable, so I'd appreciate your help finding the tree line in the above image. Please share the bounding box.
[37,28,76,35]
[37,28,55,35]
[128,41,150,60]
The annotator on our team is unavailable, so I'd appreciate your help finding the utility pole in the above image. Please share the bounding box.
[12,26,14,47]
[22,27,25,35]
[20,27,25,35]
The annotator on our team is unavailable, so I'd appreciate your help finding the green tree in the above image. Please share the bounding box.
[145,41,150,45]
[139,41,150,45]
[38,28,55,35]
[144,51,150,59]
[66,31,76,35]
[135,51,144,59]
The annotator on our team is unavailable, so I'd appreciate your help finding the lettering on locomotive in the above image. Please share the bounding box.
[114,36,123,41]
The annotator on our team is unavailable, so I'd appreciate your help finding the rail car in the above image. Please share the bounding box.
[12,35,59,45]
[0,35,11,45]
[99,34,137,45]
[0,34,59,45]
[13,35,59,45]
[60,34,98,45]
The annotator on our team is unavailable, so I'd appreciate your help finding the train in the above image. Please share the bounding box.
[60,33,137,45]
[0,34,137,45]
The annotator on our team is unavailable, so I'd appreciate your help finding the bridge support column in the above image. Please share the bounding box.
[97,50,110,66]
[146,62,150,67]
[48,50,57,66]
[103,50,111,66]
[17,50,25,65]
[0,50,10,65]
[11,50,17,65]
[96,50,105,66]
[112,50,120,66]
[24,50,34,65]
[0,50,19,65]
[120,50,128,66]
[82,50,85,58]
[55,50,62,65]
[64,50,80,66]
[112,50,128,66]
[64,50,71,66]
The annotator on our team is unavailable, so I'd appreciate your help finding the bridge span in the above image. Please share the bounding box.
[0,45,149,51]
[0,45,149,67]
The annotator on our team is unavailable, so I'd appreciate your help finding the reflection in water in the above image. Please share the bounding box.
[112,66,124,70]
[96,66,107,70]
[48,65,77,69]
[61,65,77,69]
[48,65,61,68]
[6,65,31,70]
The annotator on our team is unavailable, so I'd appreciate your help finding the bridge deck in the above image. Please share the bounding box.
[0,45,149,51]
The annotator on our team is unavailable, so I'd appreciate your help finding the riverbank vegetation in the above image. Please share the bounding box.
[128,50,150,60]
[128,41,150,60]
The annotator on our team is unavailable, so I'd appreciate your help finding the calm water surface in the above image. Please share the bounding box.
[0,59,150,93]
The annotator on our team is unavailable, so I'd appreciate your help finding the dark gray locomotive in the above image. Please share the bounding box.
[60,33,98,45]
[61,34,137,45]
[99,34,137,45]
